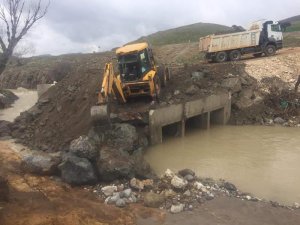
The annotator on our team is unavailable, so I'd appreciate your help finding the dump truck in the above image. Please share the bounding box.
[91,42,170,123]
[199,20,283,62]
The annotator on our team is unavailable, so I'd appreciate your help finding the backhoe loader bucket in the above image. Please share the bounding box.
[90,105,110,124]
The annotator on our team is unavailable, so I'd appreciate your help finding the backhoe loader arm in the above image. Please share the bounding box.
[97,63,126,104]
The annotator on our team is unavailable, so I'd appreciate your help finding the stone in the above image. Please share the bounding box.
[178,168,195,177]
[163,189,176,198]
[245,195,252,200]
[185,85,199,95]
[274,117,285,124]
[101,185,117,197]
[194,181,204,190]
[293,202,300,209]
[130,178,144,190]
[164,169,175,178]
[144,192,165,208]
[183,190,191,197]
[0,89,18,109]
[0,176,9,202]
[59,154,97,185]
[129,195,137,203]
[106,193,121,204]
[171,175,187,189]
[205,193,215,200]
[170,204,184,214]
[0,120,12,137]
[184,174,194,182]
[221,77,242,93]
[21,151,61,175]
[106,123,138,152]
[223,182,237,192]
[174,90,180,95]
[120,188,132,198]
[116,198,126,208]
[69,135,97,160]
[142,179,154,189]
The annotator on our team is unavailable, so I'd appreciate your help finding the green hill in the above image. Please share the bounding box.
[280,15,300,32]
[134,22,231,46]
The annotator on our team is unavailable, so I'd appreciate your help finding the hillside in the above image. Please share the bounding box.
[280,15,300,32]
[135,22,230,46]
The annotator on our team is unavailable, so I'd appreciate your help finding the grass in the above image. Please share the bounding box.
[285,21,300,32]
[134,22,231,46]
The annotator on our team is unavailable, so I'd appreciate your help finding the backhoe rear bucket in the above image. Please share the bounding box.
[90,105,110,124]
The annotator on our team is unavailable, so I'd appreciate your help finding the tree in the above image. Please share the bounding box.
[0,0,49,75]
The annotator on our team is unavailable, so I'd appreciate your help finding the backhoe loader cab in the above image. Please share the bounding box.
[116,43,154,83]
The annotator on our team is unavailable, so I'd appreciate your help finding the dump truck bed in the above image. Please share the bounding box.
[199,29,261,53]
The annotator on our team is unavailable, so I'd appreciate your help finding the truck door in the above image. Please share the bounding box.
[267,23,283,43]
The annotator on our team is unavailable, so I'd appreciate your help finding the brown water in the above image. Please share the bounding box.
[145,125,300,205]
[0,88,38,122]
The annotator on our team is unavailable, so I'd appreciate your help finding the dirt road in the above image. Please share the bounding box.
[1,141,300,225]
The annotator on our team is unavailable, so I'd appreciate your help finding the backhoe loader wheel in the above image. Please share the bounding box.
[158,64,167,87]
[154,76,161,101]
[166,67,171,81]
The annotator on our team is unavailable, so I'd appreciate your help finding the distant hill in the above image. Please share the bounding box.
[134,22,231,46]
[280,15,300,32]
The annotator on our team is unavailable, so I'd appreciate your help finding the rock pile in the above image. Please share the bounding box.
[0,89,18,109]
[87,169,265,213]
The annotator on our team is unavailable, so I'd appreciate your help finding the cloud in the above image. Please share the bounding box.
[23,0,299,55]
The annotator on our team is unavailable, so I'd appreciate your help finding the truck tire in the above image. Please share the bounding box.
[264,45,276,56]
[229,50,241,61]
[215,52,228,63]
[154,75,161,102]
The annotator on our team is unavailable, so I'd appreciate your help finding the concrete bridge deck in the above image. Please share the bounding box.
[149,92,231,145]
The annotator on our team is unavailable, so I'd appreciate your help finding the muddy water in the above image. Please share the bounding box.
[0,88,38,122]
[145,125,300,205]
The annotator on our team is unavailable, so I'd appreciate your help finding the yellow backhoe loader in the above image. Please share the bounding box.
[91,42,170,123]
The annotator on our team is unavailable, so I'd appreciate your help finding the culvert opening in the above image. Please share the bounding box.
[185,113,209,132]
[210,108,225,125]
[162,123,180,140]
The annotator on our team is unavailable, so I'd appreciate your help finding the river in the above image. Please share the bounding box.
[0,88,38,122]
[145,125,300,205]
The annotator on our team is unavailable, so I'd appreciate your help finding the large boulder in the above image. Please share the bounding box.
[143,192,165,208]
[97,146,135,181]
[221,77,242,93]
[0,89,18,109]
[105,123,139,152]
[69,136,98,160]
[21,151,61,175]
[0,120,12,137]
[97,146,155,182]
[59,154,97,185]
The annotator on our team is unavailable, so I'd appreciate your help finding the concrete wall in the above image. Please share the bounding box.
[149,92,231,145]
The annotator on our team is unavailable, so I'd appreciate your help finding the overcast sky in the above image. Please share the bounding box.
[21,0,300,55]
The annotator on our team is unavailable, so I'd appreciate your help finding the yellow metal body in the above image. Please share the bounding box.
[97,42,158,105]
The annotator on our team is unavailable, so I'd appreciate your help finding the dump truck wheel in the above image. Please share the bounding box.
[215,51,228,63]
[264,45,276,56]
[229,50,241,61]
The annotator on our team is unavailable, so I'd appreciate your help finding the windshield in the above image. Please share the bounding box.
[118,54,138,64]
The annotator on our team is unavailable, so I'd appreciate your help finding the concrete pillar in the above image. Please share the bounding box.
[201,112,210,129]
[150,125,162,145]
[177,120,185,137]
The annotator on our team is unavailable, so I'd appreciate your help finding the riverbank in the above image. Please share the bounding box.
[1,140,300,225]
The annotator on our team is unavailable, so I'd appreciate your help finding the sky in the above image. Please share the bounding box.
[12,0,300,55]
